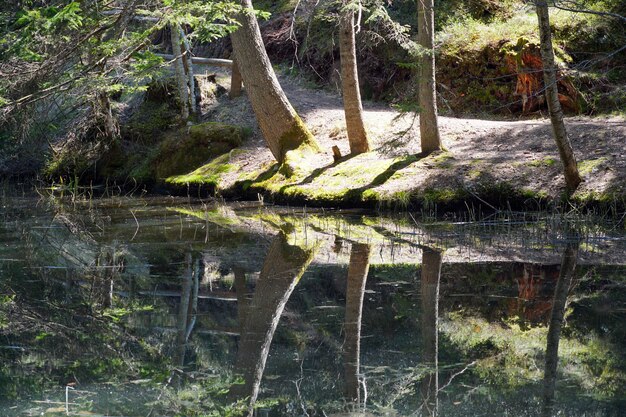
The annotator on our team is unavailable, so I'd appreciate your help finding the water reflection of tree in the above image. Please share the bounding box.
[343,243,371,409]
[231,232,316,416]
[420,248,442,417]
[542,242,578,417]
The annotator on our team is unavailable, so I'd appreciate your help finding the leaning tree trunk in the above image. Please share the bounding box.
[171,25,190,121]
[339,2,370,154]
[230,0,320,163]
[535,2,582,192]
[417,0,442,154]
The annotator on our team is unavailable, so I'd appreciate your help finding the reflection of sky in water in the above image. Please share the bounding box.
[0,195,624,416]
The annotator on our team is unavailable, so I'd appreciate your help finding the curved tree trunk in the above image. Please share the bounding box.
[417,0,442,154]
[535,2,582,192]
[343,242,371,407]
[171,25,190,121]
[542,242,578,417]
[339,3,370,154]
[230,0,320,163]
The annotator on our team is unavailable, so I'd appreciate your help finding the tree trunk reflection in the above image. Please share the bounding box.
[232,233,317,416]
[344,243,371,409]
[542,242,578,417]
[420,248,442,417]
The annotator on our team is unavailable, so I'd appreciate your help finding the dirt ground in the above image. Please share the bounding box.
[194,68,626,210]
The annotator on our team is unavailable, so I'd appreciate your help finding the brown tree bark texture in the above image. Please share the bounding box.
[417,0,442,154]
[339,5,370,154]
[230,0,319,162]
[536,2,582,191]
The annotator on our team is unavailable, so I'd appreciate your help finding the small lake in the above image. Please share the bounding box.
[1,191,625,416]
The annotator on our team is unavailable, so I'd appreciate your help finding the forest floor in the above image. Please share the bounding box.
[170,69,626,212]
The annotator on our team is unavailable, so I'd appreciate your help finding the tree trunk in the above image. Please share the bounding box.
[535,2,582,192]
[417,0,442,154]
[231,233,317,415]
[171,25,190,121]
[344,243,371,406]
[230,0,320,163]
[420,247,441,417]
[178,25,197,115]
[339,3,370,154]
[542,242,578,417]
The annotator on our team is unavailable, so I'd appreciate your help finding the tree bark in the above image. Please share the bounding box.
[542,242,578,417]
[339,2,370,154]
[417,0,442,154]
[343,242,371,406]
[230,0,320,163]
[171,25,190,121]
[420,247,441,417]
[535,2,582,192]
[178,25,197,115]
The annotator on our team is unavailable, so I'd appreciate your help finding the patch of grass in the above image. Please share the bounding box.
[527,157,557,167]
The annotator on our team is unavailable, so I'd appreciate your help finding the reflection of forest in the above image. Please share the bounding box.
[1,198,625,417]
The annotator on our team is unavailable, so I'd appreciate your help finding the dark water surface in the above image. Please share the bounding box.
[1,193,625,416]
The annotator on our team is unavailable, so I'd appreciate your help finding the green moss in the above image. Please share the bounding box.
[422,187,468,204]
[277,115,321,162]
[527,157,557,167]
[166,153,237,187]
[578,157,607,176]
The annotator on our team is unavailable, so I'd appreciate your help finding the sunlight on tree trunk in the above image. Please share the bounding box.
[339,1,371,155]
[417,0,442,154]
[535,1,582,192]
[230,0,320,163]
[178,25,197,116]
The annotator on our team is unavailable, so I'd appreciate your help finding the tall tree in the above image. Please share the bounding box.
[417,0,442,154]
[535,1,582,192]
[230,0,320,163]
[420,247,441,417]
[417,0,441,154]
[339,1,371,154]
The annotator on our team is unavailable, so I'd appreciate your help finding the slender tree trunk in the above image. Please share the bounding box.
[542,242,578,417]
[417,0,442,154]
[171,25,190,121]
[535,2,582,192]
[344,243,371,407]
[339,2,370,154]
[230,0,320,163]
[178,25,197,115]
[420,247,441,417]
[231,233,317,416]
